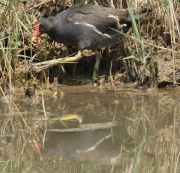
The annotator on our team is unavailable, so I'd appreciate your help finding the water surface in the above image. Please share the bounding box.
[0,85,180,172]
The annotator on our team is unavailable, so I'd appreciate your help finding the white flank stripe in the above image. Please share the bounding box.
[76,134,112,153]
[74,22,111,38]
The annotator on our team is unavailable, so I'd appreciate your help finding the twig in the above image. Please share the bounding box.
[34,0,52,8]
[48,122,117,132]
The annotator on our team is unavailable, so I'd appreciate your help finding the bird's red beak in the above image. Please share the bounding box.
[32,21,40,41]
[33,139,41,155]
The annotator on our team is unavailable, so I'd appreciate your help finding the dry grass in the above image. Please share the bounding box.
[1,1,180,172]
[0,0,180,89]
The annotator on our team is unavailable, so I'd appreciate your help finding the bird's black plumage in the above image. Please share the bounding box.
[34,4,132,50]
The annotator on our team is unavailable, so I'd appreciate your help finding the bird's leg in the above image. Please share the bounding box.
[92,50,101,80]
[31,50,82,72]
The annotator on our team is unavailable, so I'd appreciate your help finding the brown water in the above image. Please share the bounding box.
[0,85,180,173]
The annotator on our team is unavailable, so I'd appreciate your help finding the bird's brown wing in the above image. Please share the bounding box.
[67,5,128,32]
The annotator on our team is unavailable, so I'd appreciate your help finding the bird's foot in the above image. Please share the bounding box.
[93,75,107,87]
[31,51,82,72]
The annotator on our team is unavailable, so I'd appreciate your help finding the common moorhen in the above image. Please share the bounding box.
[32,4,145,79]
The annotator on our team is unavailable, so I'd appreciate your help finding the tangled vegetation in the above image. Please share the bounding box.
[1,1,180,172]
[0,0,180,90]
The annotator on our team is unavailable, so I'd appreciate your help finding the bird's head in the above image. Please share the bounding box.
[32,18,51,41]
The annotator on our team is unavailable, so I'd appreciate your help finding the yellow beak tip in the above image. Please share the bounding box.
[32,37,37,41]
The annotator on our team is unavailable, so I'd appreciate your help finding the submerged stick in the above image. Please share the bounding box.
[47,122,117,132]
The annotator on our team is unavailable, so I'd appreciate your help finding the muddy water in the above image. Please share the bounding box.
[0,85,180,172]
